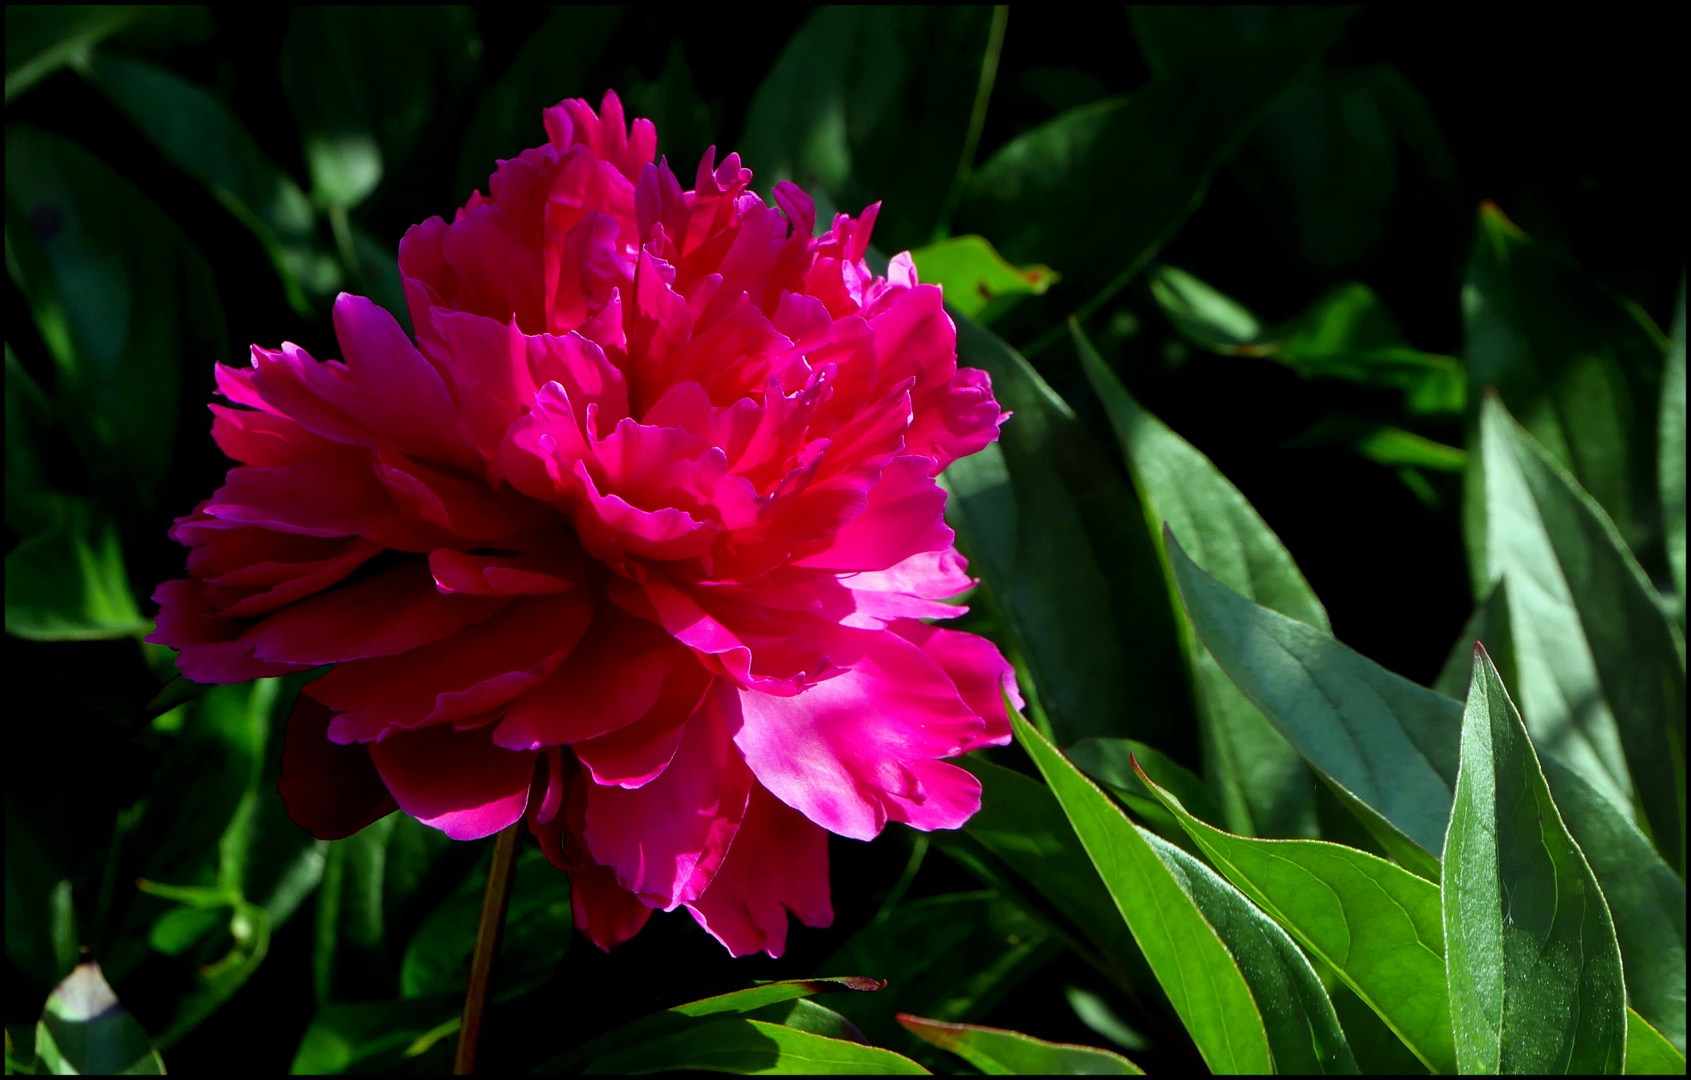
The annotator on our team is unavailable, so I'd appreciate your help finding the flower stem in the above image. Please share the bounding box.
[453,821,522,1075]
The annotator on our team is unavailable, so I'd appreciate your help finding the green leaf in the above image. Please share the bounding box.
[6,124,221,500]
[946,758,1149,995]
[5,494,148,640]
[1627,1011,1688,1076]
[33,959,164,1075]
[1010,711,1274,1073]
[1067,736,1224,848]
[740,7,998,250]
[1138,763,1456,1073]
[944,313,1187,744]
[958,10,1352,296]
[908,235,1055,324]
[1143,831,1358,1073]
[1463,203,1669,576]
[1148,267,1465,415]
[453,7,624,200]
[279,7,478,211]
[1074,321,1321,838]
[289,994,459,1075]
[4,810,78,988]
[821,891,1052,1049]
[1444,647,1627,1073]
[1663,277,1686,622]
[4,6,137,103]
[535,979,899,1075]
[1480,395,1686,869]
[896,1015,1142,1075]
[400,846,570,1000]
[1165,531,1456,875]
[578,1019,929,1075]
[82,53,332,316]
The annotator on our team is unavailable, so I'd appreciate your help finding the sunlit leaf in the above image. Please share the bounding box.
[909,235,1055,324]
[1010,711,1274,1074]
[897,1015,1143,1075]
[289,994,459,1076]
[1138,762,1455,1073]
[5,494,148,641]
[1067,736,1224,849]
[1480,395,1685,869]
[33,958,164,1075]
[1074,322,1320,838]
[1444,647,1627,1073]
[1626,1011,1688,1076]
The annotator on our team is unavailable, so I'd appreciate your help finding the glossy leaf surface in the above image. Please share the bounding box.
[897,1015,1143,1075]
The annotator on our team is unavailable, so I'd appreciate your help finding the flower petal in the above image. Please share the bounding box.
[686,782,832,958]
[367,722,536,840]
[279,694,397,840]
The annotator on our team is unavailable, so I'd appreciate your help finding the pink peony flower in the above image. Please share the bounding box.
[150,91,1018,957]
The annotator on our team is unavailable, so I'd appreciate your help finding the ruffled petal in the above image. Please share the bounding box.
[367,722,536,840]
[685,782,831,957]
[279,694,397,840]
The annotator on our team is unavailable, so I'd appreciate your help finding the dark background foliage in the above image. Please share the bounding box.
[6,5,1681,1073]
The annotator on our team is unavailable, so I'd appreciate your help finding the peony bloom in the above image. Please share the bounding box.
[150,91,1018,957]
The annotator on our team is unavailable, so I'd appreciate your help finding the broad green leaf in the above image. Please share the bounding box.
[1480,396,1686,868]
[1663,278,1686,620]
[1143,831,1358,1074]
[945,314,1187,744]
[578,1019,929,1075]
[1075,322,1320,838]
[4,6,137,102]
[1148,268,1465,415]
[1166,532,1455,873]
[535,979,895,1074]
[1627,1011,1688,1075]
[1011,711,1274,1074]
[1067,736,1224,847]
[453,7,624,199]
[1444,648,1627,1074]
[821,891,1053,1049]
[279,7,477,211]
[958,10,1351,296]
[289,994,459,1075]
[6,125,221,500]
[746,1000,863,1044]
[946,758,1149,996]
[400,847,570,1000]
[82,54,332,316]
[5,494,148,640]
[740,7,997,250]
[34,959,164,1075]
[909,235,1056,324]
[897,1015,1143,1075]
[1463,203,1668,576]
[1138,765,1455,1073]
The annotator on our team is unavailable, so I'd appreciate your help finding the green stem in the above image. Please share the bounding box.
[453,821,522,1076]
[933,5,1009,241]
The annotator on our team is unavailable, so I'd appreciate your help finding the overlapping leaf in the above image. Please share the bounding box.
[897,1015,1143,1075]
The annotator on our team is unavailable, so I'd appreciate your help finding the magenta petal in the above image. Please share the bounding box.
[279,694,397,840]
[583,690,752,909]
[686,783,832,958]
[792,456,953,572]
[569,863,654,952]
[367,723,535,840]
[888,619,1020,745]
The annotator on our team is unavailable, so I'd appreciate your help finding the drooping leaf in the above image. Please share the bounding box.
[908,235,1056,324]
[1137,763,1456,1073]
[82,53,333,316]
[5,124,221,501]
[739,6,998,250]
[33,959,165,1075]
[1480,395,1686,869]
[1148,267,1465,415]
[945,314,1187,745]
[1444,647,1627,1074]
[289,994,459,1075]
[4,494,148,641]
[1010,711,1274,1074]
[821,891,1053,1050]
[1462,203,1669,577]
[958,9,1352,296]
[1074,322,1320,838]
[897,1015,1143,1075]
[1662,277,1686,621]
